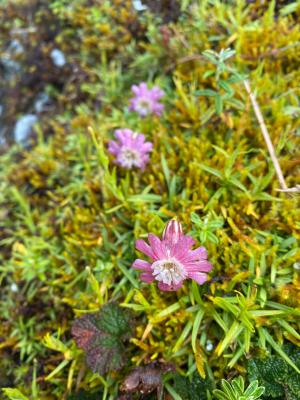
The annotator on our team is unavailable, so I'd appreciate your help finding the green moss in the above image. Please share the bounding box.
[0,0,299,399]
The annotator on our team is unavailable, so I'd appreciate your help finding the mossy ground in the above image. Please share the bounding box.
[0,1,299,399]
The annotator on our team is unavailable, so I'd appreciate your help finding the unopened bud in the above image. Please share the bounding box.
[162,219,183,243]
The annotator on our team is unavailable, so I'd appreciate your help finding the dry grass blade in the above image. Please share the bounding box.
[243,80,299,194]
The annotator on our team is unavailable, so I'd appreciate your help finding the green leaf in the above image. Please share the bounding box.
[202,50,218,64]
[213,390,229,400]
[220,379,237,398]
[171,373,214,400]
[231,376,244,395]
[280,2,300,16]
[2,389,29,400]
[247,343,300,399]
[214,377,265,400]
[215,94,223,115]
[197,164,223,179]
[127,193,162,203]
[218,80,234,96]
[216,321,243,355]
[165,383,183,400]
[173,320,193,353]
[161,154,170,186]
[243,380,259,396]
[194,89,217,97]
[200,106,216,124]
[262,329,300,374]
[116,261,139,289]
[72,303,133,375]
[192,309,205,352]
[225,98,245,110]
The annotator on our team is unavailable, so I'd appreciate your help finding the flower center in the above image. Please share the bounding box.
[151,257,187,286]
[120,147,141,168]
[136,98,152,115]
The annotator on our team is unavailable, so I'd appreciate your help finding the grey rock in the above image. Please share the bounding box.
[14,114,38,144]
[8,39,24,55]
[132,0,147,10]
[34,92,50,113]
[50,48,66,67]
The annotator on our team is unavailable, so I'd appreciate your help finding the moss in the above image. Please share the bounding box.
[0,0,299,399]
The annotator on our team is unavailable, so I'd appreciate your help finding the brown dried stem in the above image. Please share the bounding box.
[243,79,288,191]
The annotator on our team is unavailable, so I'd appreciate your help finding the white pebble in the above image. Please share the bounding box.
[132,0,147,11]
[10,283,19,293]
[293,262,300,270]
[14,114,38,144]
[50,48,66,67]
[206,340,214,351]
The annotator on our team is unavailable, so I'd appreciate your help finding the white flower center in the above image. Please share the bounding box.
[151,257,187,286]
[120,147,141,168]
[136,98,152,115]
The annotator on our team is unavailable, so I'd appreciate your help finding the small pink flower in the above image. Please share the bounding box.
[108,129,153,170]
[129,82,165,117]
[132,219,213,291]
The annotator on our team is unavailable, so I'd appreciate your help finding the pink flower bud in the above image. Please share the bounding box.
[162,219,183,244]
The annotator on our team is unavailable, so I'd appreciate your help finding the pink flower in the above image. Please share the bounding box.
[129,82,165,117]
[132,220,213,291]
[108,129,153,170]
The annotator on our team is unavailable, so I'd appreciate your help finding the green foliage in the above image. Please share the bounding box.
[190,212,224,244]
[67,390,102,400]
[213,376,265,400]
[195,48,245,118]
[171,372,214,399]
[72,303,133,374]
[2,388,29,400]
[247,344,300,400]
[0,0,300,399]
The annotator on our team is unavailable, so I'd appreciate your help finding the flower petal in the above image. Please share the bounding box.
[140,272,155,283]
[107,140,119,155]
[135,239,155,259]
[148,234,166,259]
[157,281,183,291]
[188,272,208,285]
[169,235,195,259]
[184,260,213,273]
[189,246,208,260]
[132,259,152,271]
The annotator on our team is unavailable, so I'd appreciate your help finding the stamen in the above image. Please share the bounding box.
[151,257,187,286]
[136,98,151,115]
[120,148,141,168]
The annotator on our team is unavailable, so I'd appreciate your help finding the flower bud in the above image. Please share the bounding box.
[162,219,183,244]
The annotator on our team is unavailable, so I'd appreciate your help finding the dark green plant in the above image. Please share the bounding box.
[168,373,214,400]
[67,390,102,400]
[247,344,300,400]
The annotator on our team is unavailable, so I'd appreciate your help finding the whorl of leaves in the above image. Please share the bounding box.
[247,344,300,400]
[72,303,133,375]
[214,376,265,400]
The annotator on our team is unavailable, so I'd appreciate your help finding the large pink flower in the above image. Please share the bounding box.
[129,82,165,117]
[132,220,213,291]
